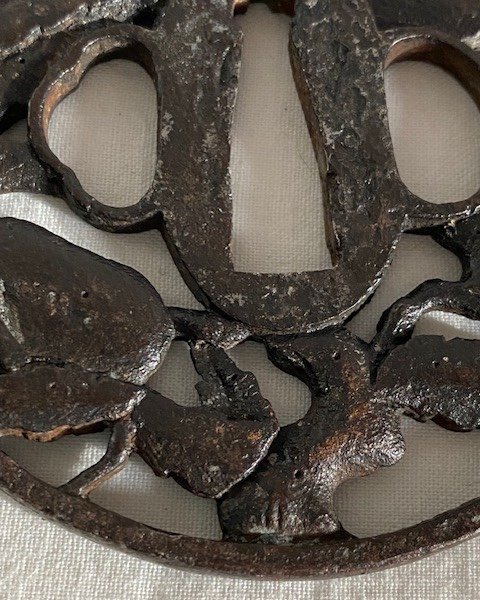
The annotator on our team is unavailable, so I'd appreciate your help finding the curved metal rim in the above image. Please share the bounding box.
[1,451,479,579]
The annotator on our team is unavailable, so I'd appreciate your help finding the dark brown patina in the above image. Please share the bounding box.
[1,0,480,581]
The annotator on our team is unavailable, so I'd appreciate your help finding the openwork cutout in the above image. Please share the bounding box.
[2,0,480,580]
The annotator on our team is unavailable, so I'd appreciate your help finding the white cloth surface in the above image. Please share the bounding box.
[1,4,480,598]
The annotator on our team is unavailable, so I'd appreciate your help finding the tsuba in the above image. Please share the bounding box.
[1,0,480,580]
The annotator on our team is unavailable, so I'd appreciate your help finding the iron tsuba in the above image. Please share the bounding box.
[1,0,480,580]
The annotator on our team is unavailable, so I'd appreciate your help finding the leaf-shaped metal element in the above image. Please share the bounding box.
[134,390,278,499]
[218,331,404,543]
[0,364,144,441]
[134,318,279,499]
[0,218,174,384]
[0,217,173,491]
[192,345,275,421]
[374,280,480,357]
[369,214,480,432]
[376,336,480,431]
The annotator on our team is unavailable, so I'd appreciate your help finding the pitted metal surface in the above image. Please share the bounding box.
[1,0,480,580]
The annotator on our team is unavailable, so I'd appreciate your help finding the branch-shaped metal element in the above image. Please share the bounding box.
[60,418,137,497]
[372,217,480,432]
[374,216,480,357]
[376,336,480,431]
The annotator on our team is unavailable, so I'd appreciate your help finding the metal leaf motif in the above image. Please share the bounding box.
[0,0,480,580]
[0,218,174,384]
[0,221,279,497]
[0,364,145,441]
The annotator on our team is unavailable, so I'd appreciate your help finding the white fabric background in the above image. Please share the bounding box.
[1,4,480,597]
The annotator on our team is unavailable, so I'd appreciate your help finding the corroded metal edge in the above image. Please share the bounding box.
[1,451,479,579]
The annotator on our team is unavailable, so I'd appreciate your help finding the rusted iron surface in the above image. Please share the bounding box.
[0,141,54,194]
[372,215,480,432]
[0,0,480,581]
[377,336,480,431]
[219,332,404,543]
[60,418,137,497]
[0,218,174,381]
[0,365,145,441]
[3,0,480,334]
[0,220,279,498]
[373,216,480,361]
[134,325,279,499]
[371,0,480,40]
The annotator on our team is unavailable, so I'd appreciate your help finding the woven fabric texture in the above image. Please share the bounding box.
[1,5,480,598]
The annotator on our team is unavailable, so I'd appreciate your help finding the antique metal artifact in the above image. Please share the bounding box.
[1,0,480,580]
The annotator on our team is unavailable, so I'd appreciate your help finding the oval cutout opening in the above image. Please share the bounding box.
[231,5,331,274]
[48,59,157,208]
[385,56,480,203]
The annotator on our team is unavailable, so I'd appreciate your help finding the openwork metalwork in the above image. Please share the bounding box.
[1,0,480,579]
